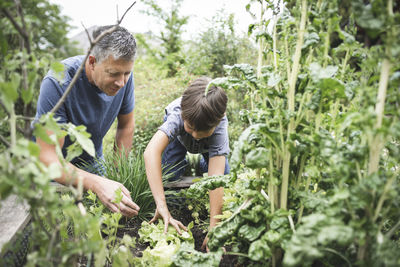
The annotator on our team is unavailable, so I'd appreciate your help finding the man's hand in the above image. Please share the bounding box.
[149,204,187,234]
[93,176,140,217]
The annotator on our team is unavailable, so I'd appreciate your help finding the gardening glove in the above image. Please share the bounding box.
[94,176,140,217]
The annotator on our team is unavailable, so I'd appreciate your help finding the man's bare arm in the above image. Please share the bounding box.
[115,110,135,157]
[37,130,139,217]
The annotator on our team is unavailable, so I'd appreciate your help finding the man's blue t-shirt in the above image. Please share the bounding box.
[34,55,135,166]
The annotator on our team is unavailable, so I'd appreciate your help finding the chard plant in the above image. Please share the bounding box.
[184,0,400,266]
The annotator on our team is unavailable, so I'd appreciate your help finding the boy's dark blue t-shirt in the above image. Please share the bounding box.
[158,97,230,158]
[34,55,135,166]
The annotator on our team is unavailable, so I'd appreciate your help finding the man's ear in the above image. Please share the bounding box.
[88,55,96,69]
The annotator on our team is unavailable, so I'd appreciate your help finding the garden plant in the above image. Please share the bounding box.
[0,0,399,266]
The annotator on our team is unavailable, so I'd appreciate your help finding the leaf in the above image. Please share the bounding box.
[21,88,34,105]
[302,32,320,49]
[0,27,8,55]
[263,230,280,244]
[320,78,346,99]
[33,123,53,144]
[112,188,123,204]
[0,82,18,112]
[231,124,266,169]
[50,61,65,82]
[317,225,353,245]
[245,147,269,169]
[51,61,65,73]
[238,224,266,241]
[47,163,62,180]
[248,239,271,261]
[65,142,83,162]
[267,72,281,87]
[66,124,95,157]
[27,141,40,157]
[309,63,338,82]
[0,182,12,200]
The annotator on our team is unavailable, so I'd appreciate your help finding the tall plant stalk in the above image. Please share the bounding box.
[280,0,307,210]
[10,104,16,148]
[367,58,391,174]
[256,0,265,78]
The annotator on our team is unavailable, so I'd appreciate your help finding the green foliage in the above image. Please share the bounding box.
[101,149,156,221]
[140,0,188,77]
[172,244,223,267]
[135,220,194,266]
[0,113,123,266]
[184,10,257,77]
[186,0,400,266]
[85,190,136,266]
[0,0,80,58]
[284,213,353,266]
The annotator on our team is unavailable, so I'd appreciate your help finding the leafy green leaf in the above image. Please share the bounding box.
[248,239,271,261]
[66,124,95,157]
[245,147,269,169]
[309,63,338,82]
[33,123,53,144]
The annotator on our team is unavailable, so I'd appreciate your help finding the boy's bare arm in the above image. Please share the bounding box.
[144,130,169,207]
[208,155,226,228]
[37,130,139,217]
[144,130,187,233]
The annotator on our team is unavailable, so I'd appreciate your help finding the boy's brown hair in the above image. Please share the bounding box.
[181,77,228,131]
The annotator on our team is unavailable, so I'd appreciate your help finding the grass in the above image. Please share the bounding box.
[101,149,154,221]
[101,148,181,221]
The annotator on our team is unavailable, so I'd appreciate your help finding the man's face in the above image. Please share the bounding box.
[89,55,134,96]
[183,120,215,140]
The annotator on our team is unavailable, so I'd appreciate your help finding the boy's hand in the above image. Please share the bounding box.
[201,235,210,252]
[93,176,140,217]
[150,205,187,234]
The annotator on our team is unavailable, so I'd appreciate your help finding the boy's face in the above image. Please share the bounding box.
[184,121,215,140]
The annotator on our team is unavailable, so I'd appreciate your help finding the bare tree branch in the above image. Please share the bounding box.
[1,7,30,53]
[0,134,10,148]
[118,1,136,24]
[16,115,35,121]
[14,0,31,53]
[81,22,93,44]
[116,4,120,23]
[0,100,31,135]
[50,1,136,114]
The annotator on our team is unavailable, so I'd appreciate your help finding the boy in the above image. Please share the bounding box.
[144,77,230,248]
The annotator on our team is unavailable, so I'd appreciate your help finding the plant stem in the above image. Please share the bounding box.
[373,175,395,222]
[386,219,400,238]
[323,18,331,67]
[341,48,350,78]
[257,0,265,78]
[10,105,16,148]
[281,0,307,210]
[322,248,352,267]
[272,14,279,71]
[368,58,390,175]
[269,153,275,213]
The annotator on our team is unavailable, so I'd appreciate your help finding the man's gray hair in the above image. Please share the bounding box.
[91,25,136,63]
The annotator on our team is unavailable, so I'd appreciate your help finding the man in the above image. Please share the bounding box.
[34,25,139,217]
